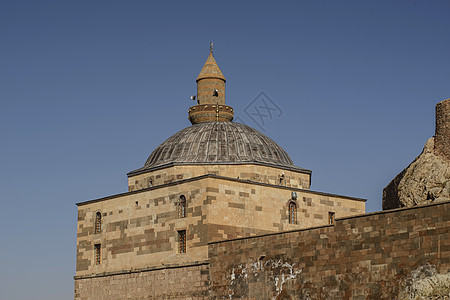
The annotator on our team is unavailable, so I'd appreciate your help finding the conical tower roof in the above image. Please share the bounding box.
[196,52,226,82]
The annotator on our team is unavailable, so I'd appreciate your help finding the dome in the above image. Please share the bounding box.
[128,122,306,175]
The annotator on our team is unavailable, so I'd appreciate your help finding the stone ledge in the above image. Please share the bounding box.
[74,260,209,280]
[128,160,312,177]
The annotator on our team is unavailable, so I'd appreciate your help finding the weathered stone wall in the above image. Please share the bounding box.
[128,164,311,192]
[435,99,450,160]
[74,262,210,300]
[208,201,450,299]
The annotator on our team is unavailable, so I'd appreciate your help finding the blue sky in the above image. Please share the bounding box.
[1,1,449,299]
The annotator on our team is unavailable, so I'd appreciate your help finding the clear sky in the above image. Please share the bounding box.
[1,1,449,299]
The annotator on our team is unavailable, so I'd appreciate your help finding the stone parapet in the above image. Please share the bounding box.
[188,104,234,124]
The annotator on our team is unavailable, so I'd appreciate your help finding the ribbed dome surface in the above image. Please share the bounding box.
[130,122,300,174]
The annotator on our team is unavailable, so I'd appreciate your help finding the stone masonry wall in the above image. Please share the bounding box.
[76,174,363,279]
[128,164,311,192]
[205,176,365,240]
[208,201,450,299]
[435,99,450,160]
[74,262,210,300]
[76,180,210,277]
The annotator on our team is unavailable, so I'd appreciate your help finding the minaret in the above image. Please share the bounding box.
[188,43,234,124]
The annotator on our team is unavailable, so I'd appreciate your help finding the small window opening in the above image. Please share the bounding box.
[95,212,102,233]
[94,244,101,265]
[279,173,285,186]
[178,195,186,218]
[329,212,335,225]
[213,89,219,97]
[178,230,186,253]
[288,202,297,224]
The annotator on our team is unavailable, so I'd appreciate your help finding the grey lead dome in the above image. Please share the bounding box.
[129,122,307,175]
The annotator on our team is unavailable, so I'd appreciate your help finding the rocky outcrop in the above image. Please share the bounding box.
[383,137,450,209]
[382,99,450,210]
[398,263,450,300]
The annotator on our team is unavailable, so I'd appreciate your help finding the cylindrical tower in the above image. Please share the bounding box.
[196,52,226,105]
[188,46,234,125]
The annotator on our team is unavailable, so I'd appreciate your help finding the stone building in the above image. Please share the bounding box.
[74,48,367,299]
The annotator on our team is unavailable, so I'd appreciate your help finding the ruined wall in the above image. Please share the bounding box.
[208,201,450,299]
[435,99,450,160]
[74,262,210,300]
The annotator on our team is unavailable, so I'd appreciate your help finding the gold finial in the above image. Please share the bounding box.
[210,42,213,54]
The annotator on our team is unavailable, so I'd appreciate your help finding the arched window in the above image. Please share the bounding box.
[95,212,102,233]
[178,195,186,218]
[288,202,297,224]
